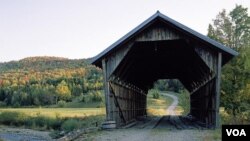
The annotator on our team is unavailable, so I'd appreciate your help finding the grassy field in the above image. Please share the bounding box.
[0,90,189,120]
[0,107,106,138]
[0,90,186,136]
[0,92,169,118]
[147,92,173,116]
[0,107,105,118]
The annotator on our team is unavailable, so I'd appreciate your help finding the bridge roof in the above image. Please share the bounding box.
[91,11,238,66]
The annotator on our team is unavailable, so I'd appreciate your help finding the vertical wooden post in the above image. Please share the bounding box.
[102,59,111,121]
[215,52,222,128]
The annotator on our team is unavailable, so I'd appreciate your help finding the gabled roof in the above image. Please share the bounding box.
[91,11,238,65]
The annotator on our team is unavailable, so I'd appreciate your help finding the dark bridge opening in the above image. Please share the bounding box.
[91,11,237,128]
[113,39,213,92]
[111,40,214,126]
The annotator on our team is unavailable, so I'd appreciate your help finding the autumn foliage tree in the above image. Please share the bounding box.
[0,57,103,106]
[208,5,250,121]
[56,80,71,101]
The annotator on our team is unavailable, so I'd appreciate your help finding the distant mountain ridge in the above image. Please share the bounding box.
[0,56,92,72]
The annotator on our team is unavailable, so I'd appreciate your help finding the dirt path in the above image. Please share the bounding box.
[88,92,220,141]
[161,92,178,115]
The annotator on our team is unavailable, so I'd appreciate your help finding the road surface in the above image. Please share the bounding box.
[87,92,219,141]
[161,92,179,115]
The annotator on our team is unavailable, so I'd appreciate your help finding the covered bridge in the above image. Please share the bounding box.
[91,11,237,128]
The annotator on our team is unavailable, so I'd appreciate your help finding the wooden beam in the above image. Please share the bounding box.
[109,82,127,124]
[215,52,222,128]
[190,76,215,95]
[102,59,111,120]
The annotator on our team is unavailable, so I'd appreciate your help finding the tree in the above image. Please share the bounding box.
[71,84,83,97]
[154,80,169,91]
[56,80,71,101]
[208,5,250,118]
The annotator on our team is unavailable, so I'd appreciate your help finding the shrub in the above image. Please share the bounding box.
[57,100,66,107]
[149,89,160,99]
[61,119,79,132]
[24,114,62,130]
[82,95,86,102]
[0,101,7,107]
[0,111,27,126]
[97,101,105,108]
[0,111,105,132]
[0,111,63,130]
[178,90,190,115]
[13,102,20,108]
[90,91,103,102]
[33,115,49,127]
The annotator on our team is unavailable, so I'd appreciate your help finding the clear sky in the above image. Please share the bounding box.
[0,0,249,62]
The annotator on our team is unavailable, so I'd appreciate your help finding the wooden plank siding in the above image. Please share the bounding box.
[102,25,182,125]
[136,26,181,41]
[102,25,222,128]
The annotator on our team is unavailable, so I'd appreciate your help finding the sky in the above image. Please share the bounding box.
[0,0,249,62]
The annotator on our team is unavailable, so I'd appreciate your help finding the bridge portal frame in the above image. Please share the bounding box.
[91,11,237,128]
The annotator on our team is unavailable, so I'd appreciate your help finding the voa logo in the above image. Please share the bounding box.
[222,125,249,141]
[226,129,246,136]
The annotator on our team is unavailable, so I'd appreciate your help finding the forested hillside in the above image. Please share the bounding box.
[0,56,103,107]
[0,56,89,72]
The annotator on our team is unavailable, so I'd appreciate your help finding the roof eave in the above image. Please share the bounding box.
[91,11,161,65]
[91,11,238,66]
[157,12,238,56]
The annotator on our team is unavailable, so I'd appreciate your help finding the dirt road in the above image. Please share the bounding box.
[89,92,220,141]
[161,93,179,115]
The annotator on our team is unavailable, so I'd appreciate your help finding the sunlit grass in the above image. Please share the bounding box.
[147,92,173,116]
[0,108,105,118]
[174,106,184,115]
[146,90,191,116]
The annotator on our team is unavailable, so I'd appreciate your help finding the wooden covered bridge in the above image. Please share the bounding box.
[91,11,237,128]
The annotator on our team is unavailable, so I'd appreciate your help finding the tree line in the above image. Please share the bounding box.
[0,57,103,107]
[208,5,250,123]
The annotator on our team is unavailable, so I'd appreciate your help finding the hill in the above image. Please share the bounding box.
[0,56,91,72]
[0,56,103,107]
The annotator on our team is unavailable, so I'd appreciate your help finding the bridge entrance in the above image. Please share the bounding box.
[91,11,237,128]
[147,79,190,117]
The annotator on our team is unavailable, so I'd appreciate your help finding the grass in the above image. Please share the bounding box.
[0,101,106,139]
[62,101,105,108]
[0,110,105,138]
[0,107,105,118]
[147,91,173,116]
[147,90,190,116]
[175,90,190,115]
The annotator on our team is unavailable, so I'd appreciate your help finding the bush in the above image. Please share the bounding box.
[13,102,20,108]
[90,91,103,102]
[149,89,160,99]
[0,101,7,107]
[97,101,105,108]
[82,95,86,102]
[177,90,190,115]
[0,111,63,130]
[57,100,66,107]
[61,119,80,132]
[25,115,61,130]
[0,111,105,132]
[0,111,28,126]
